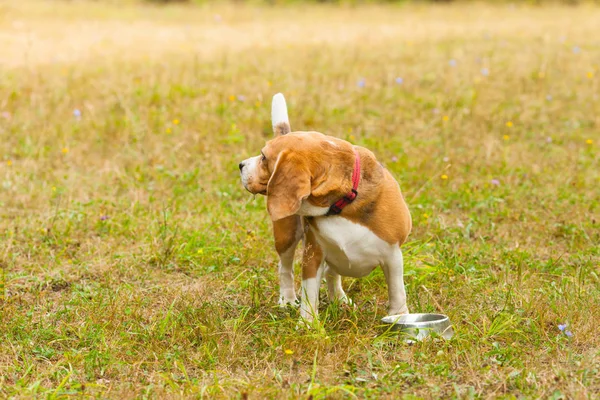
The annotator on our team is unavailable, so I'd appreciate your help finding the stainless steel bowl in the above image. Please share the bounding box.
[381,313,454,341]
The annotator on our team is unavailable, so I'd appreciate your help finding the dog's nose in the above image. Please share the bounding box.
[238,162,244,171]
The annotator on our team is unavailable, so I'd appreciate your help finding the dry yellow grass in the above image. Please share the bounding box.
[1,0,599,398]
[3,2,600,68]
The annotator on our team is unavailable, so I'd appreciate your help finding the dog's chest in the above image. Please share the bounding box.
[310,216,396,278]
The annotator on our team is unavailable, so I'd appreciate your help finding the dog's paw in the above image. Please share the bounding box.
[340,295,354,307]
[387,305,409,316]
[295,314,316,330]
[295,317,326,334]
[278,296,300,308]
[330,293,354,308]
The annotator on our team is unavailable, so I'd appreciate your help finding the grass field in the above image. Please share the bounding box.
[1,1,599,398]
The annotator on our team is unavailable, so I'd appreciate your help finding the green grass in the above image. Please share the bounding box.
[1,1,599,398]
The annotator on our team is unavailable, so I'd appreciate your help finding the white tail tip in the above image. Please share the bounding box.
[271,93,290,136]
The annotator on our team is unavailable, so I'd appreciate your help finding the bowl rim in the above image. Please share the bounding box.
[381,313,450,326]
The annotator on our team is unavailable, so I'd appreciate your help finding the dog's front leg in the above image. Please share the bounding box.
[299,229,324,324]
[382,247,409,316]
[273,215,303,307]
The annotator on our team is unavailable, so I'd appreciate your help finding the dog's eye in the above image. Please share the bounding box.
[261,153,266,162]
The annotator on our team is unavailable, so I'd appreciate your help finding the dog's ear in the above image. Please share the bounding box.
[267,151,310,221]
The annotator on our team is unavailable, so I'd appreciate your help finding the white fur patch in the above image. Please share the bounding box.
[312,216,398,278]
[300,277,320,322]
[382,248,409,315]
[271,93,289,130]
[297,199,329,217]
[240,155,260,191]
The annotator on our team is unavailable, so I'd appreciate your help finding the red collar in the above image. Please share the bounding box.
[326,149,360,216]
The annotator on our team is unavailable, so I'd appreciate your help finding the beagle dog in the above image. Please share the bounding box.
[239,93,412,323]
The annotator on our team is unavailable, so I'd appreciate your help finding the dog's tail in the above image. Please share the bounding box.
[271,93,291,136]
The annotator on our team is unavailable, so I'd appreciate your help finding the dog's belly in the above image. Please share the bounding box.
[311,216,396,278]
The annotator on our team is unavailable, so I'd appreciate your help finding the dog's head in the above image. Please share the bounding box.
[239,92,291,198]
[239,93,357,221]
[239,131,356,222]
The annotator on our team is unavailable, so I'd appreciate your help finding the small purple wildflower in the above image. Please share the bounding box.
[565,330,573,337]
[432,108,440,115]
[73,109,82,120]
[357,78,366,88]
[395,77,404,85]
[481,68,489,76]
[572,46,581,54]
[558,323,567,332]
[442,157,450,162]
[546,94,553,101]
[236,95,246,102]
[100,215,109,221]
[391,156,398,162]
[546,137,553,143]
[448,59,457,67]
[491,179,500,186]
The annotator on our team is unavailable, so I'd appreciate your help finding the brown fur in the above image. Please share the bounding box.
[270,118,302,260]
[259,131,411,246]
[273,215,302,254]
[266,150,312,221]
[301,228,323,280]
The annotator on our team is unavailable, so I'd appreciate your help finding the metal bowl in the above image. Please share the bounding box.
[381,313,454,341]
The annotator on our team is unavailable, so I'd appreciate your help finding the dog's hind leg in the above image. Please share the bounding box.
[382,247,409,316]
[273,215,303,307]
[324,265,352,306]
